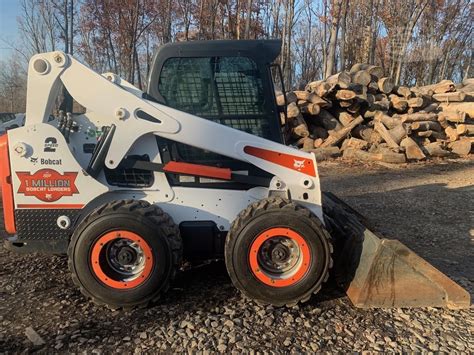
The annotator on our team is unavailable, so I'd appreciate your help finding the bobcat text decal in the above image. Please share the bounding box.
[17,169,79,202]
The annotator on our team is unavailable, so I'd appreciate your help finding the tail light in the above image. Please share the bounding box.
[0,134,16,234]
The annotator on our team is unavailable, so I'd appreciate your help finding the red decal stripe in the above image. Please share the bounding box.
[243,146,316,177]
[17,204,84,209]
[163,161,232,180]
[0,134,16,233]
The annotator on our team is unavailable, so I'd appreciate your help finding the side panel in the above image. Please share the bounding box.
[7,124,108,241]
[8,124,108,208]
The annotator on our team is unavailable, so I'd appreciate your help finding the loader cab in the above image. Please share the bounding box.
[146,40,283,187]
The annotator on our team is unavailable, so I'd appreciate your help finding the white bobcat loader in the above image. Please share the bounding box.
[0,40,469,309]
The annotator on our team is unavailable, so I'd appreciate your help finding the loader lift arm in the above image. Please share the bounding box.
[25,51,323,218]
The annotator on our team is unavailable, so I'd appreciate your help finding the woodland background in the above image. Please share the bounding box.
[0,0,472,113]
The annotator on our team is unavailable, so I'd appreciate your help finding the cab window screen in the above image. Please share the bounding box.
[157,56,272,168]
[158,56,268,137]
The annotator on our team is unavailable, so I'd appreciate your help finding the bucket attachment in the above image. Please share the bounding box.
[323,192,470,309]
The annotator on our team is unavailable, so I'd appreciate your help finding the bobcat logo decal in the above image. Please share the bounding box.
[293,159,306,171]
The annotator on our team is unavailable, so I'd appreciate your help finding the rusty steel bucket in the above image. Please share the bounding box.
[323,192,470,309]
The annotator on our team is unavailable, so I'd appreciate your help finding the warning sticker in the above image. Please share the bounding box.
[17,169,79,202]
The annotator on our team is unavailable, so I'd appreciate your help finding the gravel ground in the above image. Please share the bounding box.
[1,159,473,353]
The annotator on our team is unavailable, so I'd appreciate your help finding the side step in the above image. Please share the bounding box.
[323,192,470,309]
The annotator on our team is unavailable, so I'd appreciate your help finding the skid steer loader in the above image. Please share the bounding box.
[0,40,469,309]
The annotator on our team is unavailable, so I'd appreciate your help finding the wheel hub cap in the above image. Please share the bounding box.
[249,227,311,288]
[90,231,154,290]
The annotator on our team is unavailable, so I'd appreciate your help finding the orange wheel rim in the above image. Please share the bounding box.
[90,231,153,289]
[249,227,311,287]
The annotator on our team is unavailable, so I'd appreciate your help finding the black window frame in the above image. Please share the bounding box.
[146,40,283,188]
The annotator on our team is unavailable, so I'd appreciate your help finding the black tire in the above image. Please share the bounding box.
[225,197,333,307]
[68,200,182,309]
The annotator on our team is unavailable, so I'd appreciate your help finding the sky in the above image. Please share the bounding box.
[0,0,21,61]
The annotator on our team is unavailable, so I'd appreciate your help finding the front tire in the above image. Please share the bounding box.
[225,197,332,307]
[68,200,182,309]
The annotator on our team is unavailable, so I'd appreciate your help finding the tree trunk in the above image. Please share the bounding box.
[325,0,344,78]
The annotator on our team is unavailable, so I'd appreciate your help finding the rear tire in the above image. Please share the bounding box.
[225,197,332,307]
[68,200,182,309]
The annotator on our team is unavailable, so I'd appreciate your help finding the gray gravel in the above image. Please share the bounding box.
[1,159,473,353]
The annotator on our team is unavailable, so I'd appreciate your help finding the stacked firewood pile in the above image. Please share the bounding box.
[279,64,474,163]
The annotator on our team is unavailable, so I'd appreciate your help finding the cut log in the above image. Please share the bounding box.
[371,98,390,112]
[349,64,384,79]
[407,97,425,108]
[294,91,311,101]
[341,137,369,151]
[378,77,395,94]
[305,80,322,93]
[462,78,474,86]
[437,116,449,129]
[318,110,343,131]
[292,114,309,138]
[343,148,406,163]
[431,80,456,94]
[374,121,399,148]
[399,112,438,123]
[459,84,474,93]
[351,70,372,86]
[411,86,434,97]
[432,92,466,102]
[456,124,474,135]
[313,82,334,98]
[416,130,446,140]
[321,116,364,147]
[389,124,409,144]
[313,138,324,148]
[424,142,451,157]
[286,91,298,103]
[352,125,374,142]
[400,137,426,160]
[438,102,474,118]
[300,102,321,116]
[293,124,310,138]
[302,137,315,151]
[304,147,340,160]
[374,112,402,129]
[326,71,351,89]
[369,131,383,144]
[338,111,357,126]
[279,112,286,125]
[389,94,408,113]
[364,65,384,79]
[276,94,285,106]
[422,103,439,113]
[335,89,357,101]
[394,86,412,98]
[449,139,472,156]
[438,110,466,123]
[307,94,331,107]
[286,102,300,119]
[445,126,459,142]
[411,121,442,132]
